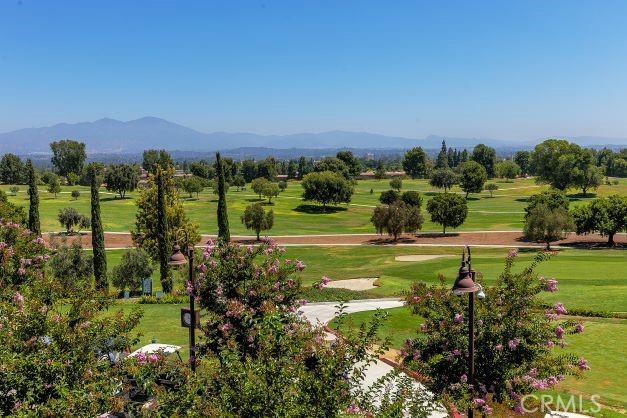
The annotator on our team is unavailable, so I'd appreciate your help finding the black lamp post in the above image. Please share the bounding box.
[168,244,197,371]
[451,246,484,418]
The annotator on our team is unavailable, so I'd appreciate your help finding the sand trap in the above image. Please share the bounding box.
[326,278,379,291]
[395,254,453,262]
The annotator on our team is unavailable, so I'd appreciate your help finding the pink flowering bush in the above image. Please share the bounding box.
[0,221,142,416]
[402,250,587,414]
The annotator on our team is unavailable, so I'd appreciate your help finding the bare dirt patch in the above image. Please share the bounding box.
[326,278,379,291]
[394,254,453,262]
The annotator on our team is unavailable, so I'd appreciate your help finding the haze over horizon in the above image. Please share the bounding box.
[2,1,627,142]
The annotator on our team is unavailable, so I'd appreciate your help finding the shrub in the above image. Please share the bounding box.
[379,189,400,205]
[402,250,588,415]
[47,238,93,290]
[111,248,154,292]
[389,177,402,191]
[71,189,80,200]
[485,183,498,197]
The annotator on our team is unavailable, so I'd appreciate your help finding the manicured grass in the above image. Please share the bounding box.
[334,307,627,415]
[103,245,627,313]
[3,177,625,235]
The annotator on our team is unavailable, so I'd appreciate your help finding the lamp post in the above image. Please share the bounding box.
[168,244,197,371]
[451,246,484,418]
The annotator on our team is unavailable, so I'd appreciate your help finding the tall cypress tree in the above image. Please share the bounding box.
[216,152,230,242]
[26,159,40,235]
[156,167,172,293]
[436,140,449,169]
[89,164,108,291]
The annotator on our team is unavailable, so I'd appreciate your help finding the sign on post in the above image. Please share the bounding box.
[180,308,200,329]
[141,278,152,295]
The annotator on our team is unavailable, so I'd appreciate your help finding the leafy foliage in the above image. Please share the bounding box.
[57,207,90,234]
[471,144,496,177]
[429,169,458,191]
[104,163,139,198]
[371,201,424,240]
[458,161,487,198]
[524,204,573,249]
[494,160,520,180]
[112,248,154,292]
[379,189,400,205]
[0,153,25,184]
[301,171,354,207]
[50,139,86,178]
[241,203,274,240]
[572,194,627,246]
[426,193,468,234]
[403,147,429,179]
[26,160,40,235]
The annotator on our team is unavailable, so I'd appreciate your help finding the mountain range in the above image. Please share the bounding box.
[0,116,625,154]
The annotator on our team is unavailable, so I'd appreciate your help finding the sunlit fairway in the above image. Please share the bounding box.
[3,177,626,235]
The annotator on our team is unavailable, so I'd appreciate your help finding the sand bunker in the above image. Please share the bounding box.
[326,278,379,291]
[394,254,452,262]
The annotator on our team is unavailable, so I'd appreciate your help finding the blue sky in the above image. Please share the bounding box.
[1,0,627,141]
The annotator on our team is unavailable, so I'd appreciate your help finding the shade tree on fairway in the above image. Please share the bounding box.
[525,189,570,216]
[389,177,402,191]
[50,139,87,178]
[494,160,520,181]
[0,153,26,184]
[111,248,154,293]
[251,177,270,200]
[46,175,61,198]
[429,168,457,192]
[379,189,400,205]
[241,203,274,240]
[524,203,573,249]
[232,174,246,191]
[458,160,488,198]
[426,192,468,234]
[336,150,362,178]
[71,190,80,200]
[261,181,280,203]
[402,147,429,179]
[57,207,90,234]
[514,150,532,176]
[485,183,499,197]
[301,170,354,208]
[278,180,288,192]
[401,190,422,207]
[572,194,627,246]
[104,163,140,198]
[371,201,423,241]
[402,251,588,415]
[312,156,351,179]
[180,175,205,198]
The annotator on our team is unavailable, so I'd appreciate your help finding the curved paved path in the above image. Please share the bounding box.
[299,299,449,418]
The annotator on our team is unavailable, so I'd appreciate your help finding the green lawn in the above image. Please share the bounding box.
[332,307,627,416]
[3,177,626,235]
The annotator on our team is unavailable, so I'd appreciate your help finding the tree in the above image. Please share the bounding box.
[48,239,93,290]
[278,180,288,192]
[426,193,468,234]
[525,190,569,218]
[485,183,499,197]
[240,159,257,182]
[232,174,246,191]
[379,189,400,205]
[104,164,139,198]
[57,207,90,234]
[26,159,40,235]
[256,157,278,181]
[9,186,19,196]
[572,151,603,196]
[374,164,386,180]
[297,156,314,179]
[301,171,354,208]
[336,150,362,178]
[66,172,79,186]
[241,203,274,240]
[389,177,402,191]
[429,169,457,191]
[132,167,199,292]
[111,249,154,292]
[251,177,270,200]
[401,190,422,207]
[572,194,627,246]
[181,176,204,198]
[403,147,429,179]
[216,152,230,242]
[88,163,107,291]
[190,160,212,179]
[47,175,61,198]
[435,140,448,169]
[155,167,171,292]
[262,182,280,203]
[0,190,26,224]
[495,160,520,181]
[471,143,496,177]
[514,150,531,175]
[458,160,488,198]
[524,204,573,249]
[0,153,25,184]
[371,201,423,240]
[70,189,80,200]
[50,139,86,178]
[142,149,173,173]
[313,157,350,179]
[530,139,581,190]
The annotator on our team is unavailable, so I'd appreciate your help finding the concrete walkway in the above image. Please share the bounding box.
[299,299,449,418]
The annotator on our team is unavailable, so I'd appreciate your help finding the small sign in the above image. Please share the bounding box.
[123,291,130,299]
[180,308,200,328]
[155,291,164,300]
[141,278,152,295]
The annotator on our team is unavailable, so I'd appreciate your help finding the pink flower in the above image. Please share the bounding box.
[555,325,564,339]
[12,292,24,309]
[553,302,567,315]
[546,340,555,348]
[543,278,559,292]
[495,344,503,351]
[473,398,486,407]
[148,354,159,363]
[412,296,421,303]
[219,323,233,333]
[209,260,218,269]
[17,268,26,276]
[215,285,223,297]
[295,260,306,271]
[197,263,207,274]
[286,279,296,288]
[268,265,278,274]
[507,248,518,258]
[272,282,281,291]
[246,245,254,253]
[575,323,584,333]
[135,352,147,363]
[186,281,194,295]
[454,313,463,324]
[346,403,361,414]
[460,374,468,383]
[482,404,493,415]
[508,338,520,350]
[578,358,590,370]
